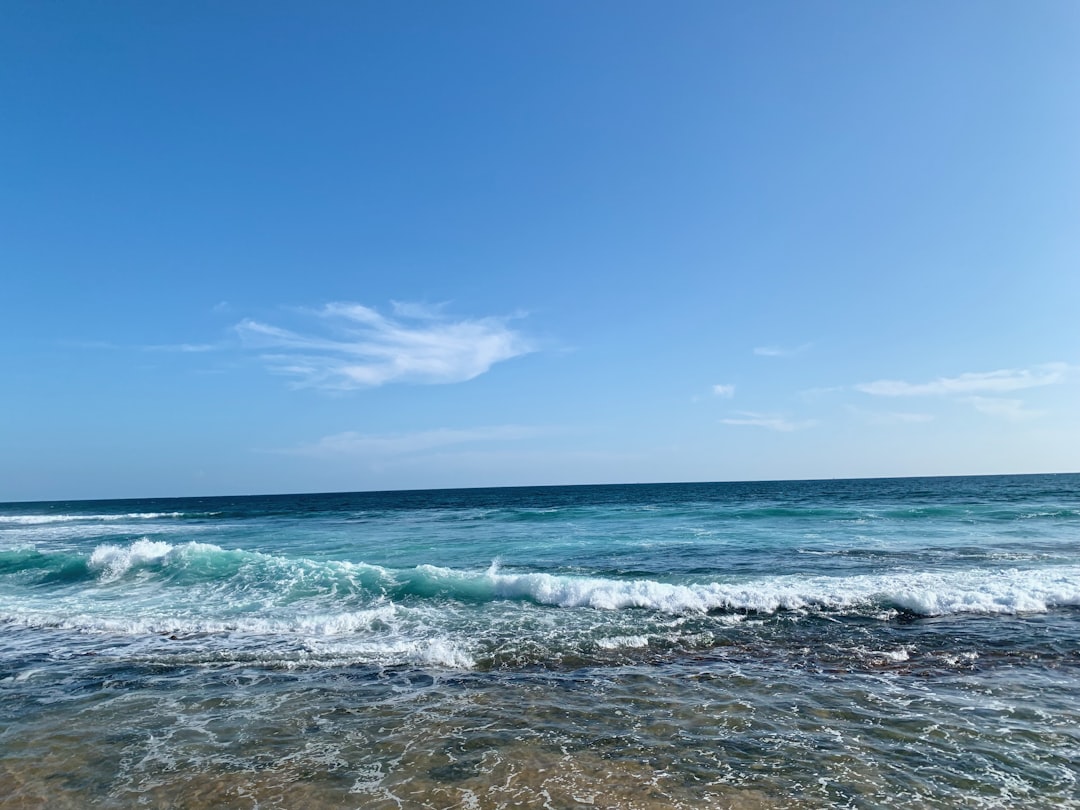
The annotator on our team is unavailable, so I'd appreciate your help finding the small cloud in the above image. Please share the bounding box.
[754,343,810,358]
[856,363,1067,397]
[236,301,533,390]
[282,425,548,457]
[712,384,735,398]
[212,301,232,314]
[143,343,221,353]
[720,412,814,432]
[967,397,1043,421]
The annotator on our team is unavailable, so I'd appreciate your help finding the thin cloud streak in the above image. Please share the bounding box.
[236,302,532,389]
[856,363,1067,397]
[720,412,814,432]
[283,425,549,457]
[143,343,221,353]
[712,384,735,398]
[873,411,934,424]
[64,338,225,353]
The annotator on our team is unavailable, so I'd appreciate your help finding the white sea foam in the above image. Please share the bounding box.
[0,603,397,637]
[883,568,1080,616]
[87,539,224,580]
[306,635,476,669]
[0,668,45,683]
[854,646,911,664]
[0,602,476,669]
[479,565,1080,617]
[596,635,650,650]
[0,512,184,525]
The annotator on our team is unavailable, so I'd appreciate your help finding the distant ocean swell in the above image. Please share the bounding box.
[0,512,190,525]
[5,500,1080,526]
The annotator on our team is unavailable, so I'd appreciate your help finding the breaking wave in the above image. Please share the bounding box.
[3,541,1079,620]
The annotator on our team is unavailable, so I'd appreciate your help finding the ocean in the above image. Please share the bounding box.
[1,474,1078,808]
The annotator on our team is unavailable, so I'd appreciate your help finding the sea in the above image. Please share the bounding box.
[1,474,1078,809]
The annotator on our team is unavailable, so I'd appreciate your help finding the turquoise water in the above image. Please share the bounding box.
[1,475,1079,807]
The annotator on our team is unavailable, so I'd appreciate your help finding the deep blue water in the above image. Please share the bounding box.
[2,475,1079,808]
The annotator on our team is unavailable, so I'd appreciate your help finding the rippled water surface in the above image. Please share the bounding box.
[2,475,1079,807]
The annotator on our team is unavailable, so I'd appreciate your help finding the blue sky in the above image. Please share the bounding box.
[3,1,1079,500]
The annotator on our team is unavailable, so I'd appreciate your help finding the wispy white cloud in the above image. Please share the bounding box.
[720,412,814,432]
[283,425,548,457]
[65,338,224,353]
[856,363,1067,397]
[389,300,447,319]
[846,405,935,425]
[754,343,811,357]
[798,385,845,401]
[236,302,532,389]
[875,411,934,424]
[966,397,1044,421]
[712,383,736,398]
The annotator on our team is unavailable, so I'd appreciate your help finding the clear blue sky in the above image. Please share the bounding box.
[3,1,1079,500]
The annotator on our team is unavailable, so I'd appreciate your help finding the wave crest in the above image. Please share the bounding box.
[7,540,1080,619]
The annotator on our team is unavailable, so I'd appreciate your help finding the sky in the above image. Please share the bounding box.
[2,1,1079,501]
